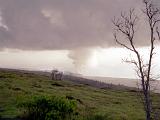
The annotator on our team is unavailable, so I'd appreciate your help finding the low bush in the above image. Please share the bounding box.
[18,96,77,120]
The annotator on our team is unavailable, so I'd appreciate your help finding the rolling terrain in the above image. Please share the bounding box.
[85,76,160,93]
[0,68,160,120]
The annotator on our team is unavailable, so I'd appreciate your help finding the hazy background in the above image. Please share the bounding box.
[0,0,160,78]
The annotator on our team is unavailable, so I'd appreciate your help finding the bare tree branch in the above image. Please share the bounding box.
[156,27,160,40]
[112,0,160,120]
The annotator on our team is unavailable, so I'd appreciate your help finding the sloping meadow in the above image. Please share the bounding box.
[0,69,159,120]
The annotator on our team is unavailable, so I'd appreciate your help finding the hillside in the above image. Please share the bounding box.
[0,68,160,120]
[85,76,160,93]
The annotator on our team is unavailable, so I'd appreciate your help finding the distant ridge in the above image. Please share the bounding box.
[0,68,159,93]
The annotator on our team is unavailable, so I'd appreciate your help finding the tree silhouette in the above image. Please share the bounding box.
[112,0,160,120]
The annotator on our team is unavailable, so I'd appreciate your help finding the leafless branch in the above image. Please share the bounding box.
[112,0,160,119]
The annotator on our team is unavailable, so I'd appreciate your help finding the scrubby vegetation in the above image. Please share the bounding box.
[18,96,77,120]
[0,69,160,120]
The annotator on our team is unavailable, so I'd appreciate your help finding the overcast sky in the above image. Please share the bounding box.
[0,0,160,78]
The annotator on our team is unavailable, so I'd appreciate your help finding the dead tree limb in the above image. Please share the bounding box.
[112,0,160,119]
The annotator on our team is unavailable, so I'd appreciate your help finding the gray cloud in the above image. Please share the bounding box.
[0,0,159,69]
[0,0,144,50]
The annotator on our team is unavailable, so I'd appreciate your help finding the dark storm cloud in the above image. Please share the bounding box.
[0,0,145,50]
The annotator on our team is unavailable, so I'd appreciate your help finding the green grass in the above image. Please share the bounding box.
[0,69,158,120]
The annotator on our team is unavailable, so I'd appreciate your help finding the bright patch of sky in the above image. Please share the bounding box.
[0,47,160,79]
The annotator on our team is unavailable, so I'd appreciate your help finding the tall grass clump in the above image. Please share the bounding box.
[18,95,77,120]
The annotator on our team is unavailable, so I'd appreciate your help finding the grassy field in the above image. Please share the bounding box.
[0,69,159,120]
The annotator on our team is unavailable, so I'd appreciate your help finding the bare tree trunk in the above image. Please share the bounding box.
[145,91,151,120]
[112,0,160,119]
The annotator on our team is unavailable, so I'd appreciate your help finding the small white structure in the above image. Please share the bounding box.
[51,69,63,80]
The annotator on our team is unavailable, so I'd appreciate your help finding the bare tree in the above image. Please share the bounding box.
[112,0,160,120]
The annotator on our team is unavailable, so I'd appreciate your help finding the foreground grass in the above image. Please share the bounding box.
[0,69,157,120]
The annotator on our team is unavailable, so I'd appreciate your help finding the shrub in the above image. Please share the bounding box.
[18,96,77,120]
